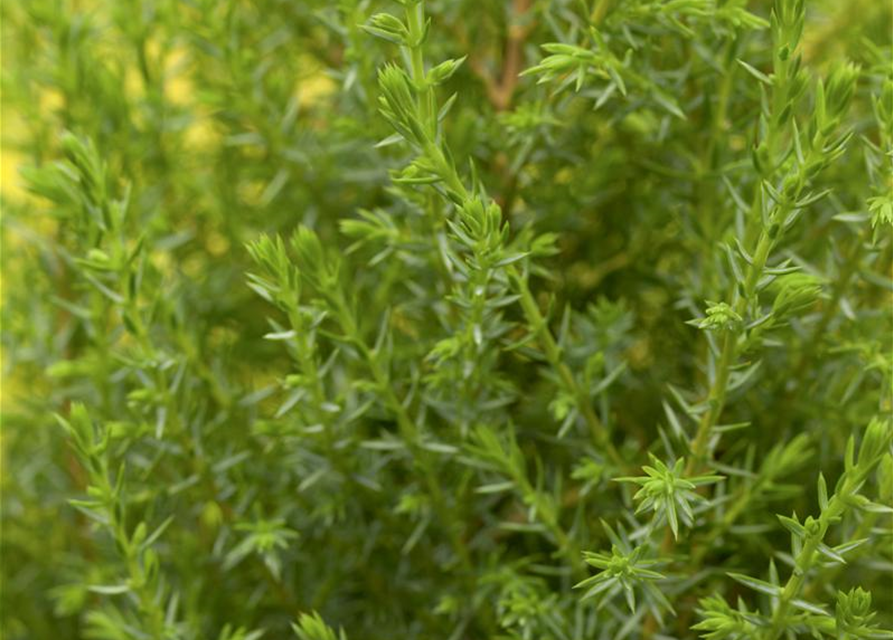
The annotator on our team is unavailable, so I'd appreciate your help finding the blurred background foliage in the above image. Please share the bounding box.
[1,0,891,639]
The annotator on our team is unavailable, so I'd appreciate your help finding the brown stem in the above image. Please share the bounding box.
[495,0,533,111]
[467,0,534,112]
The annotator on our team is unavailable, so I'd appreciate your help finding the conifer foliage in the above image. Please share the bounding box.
[2,0,891,639]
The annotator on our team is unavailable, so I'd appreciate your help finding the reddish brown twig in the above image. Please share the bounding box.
[466,0,535,112]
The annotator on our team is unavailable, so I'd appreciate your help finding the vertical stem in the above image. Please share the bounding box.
[405,2,434,132]
[590,0,613,26]
[762,496,844,640]
[767,54,789,161]
[685,330,735,475]
[685,221,776,476]
[513,271,625,469]
[328,289,472,571]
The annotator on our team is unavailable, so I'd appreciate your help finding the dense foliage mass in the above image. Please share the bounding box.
[2,0,892,638]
